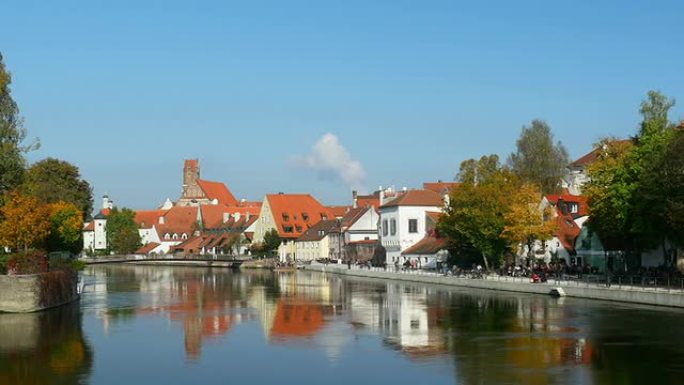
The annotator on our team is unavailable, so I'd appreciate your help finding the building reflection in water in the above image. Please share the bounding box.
[80,265,684,385]
[0,303,93,384]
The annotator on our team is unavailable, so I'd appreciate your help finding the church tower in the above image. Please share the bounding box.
[181,159,202,199]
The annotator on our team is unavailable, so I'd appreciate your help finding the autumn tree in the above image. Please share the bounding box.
[501,183,556,262]
[106,207,141,255]
[0,52,39,195]
[0,191,51,252]
[47,201,84,254]
[439,155,517,270]
[22,158,93,219]
[508,120,569,194]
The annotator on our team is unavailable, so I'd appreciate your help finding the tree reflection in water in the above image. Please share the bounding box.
[0,303,93,385]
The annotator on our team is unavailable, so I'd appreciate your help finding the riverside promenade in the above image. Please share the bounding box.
[303,263,684,308]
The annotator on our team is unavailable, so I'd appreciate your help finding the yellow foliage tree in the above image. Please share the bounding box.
[501,183,557,263]
[0,191,52,252]
[48,201,84,253]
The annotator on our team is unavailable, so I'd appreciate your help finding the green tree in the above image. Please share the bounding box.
[22,158,93,219]
[47,201,84,254]
[439,155,517,270]
[263,228,282,253]
[0,53,39,194]
[508,120,569,194]
[106,207,141,255]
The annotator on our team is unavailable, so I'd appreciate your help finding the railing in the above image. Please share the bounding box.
[316,263,684,293]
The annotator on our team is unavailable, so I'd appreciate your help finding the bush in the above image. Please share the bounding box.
[6,251,48,275]
[0,254,8,274]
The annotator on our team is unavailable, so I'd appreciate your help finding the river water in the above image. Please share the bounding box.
[1,264,684,385]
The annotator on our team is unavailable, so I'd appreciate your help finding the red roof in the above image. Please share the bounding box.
[402,234,447,255]
[157,206,198,236]
[569,140,632,168]
[266,194,333,239]
[381,189,443,208]
[556,214,581,253]
[545,194,589,217]
[83,222,95,231]
[135,242,161,255]
[196,179,238,206]
[135,210,167,229]
[327,205,351,218]
[200,205,228,229]
[423,181,460,195]
[341,206,373,228]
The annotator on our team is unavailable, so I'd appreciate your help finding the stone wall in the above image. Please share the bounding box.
[304,264,684,308]
[0,270,79,313]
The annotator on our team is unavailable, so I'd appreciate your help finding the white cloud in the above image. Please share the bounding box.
[290,133,366,192]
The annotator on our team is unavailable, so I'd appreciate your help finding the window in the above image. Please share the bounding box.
[569,203,579,213]
[181,233,188,240]
[164,233,170,240]
[282,213,290,222]
[295,225,302,232]
[302,212,309,221]
[382,220,388,236]
[172,233,179,240]
[321,214,328,221]
[408,219,418,233]
[284,226,293,233]
[390,219,396,235]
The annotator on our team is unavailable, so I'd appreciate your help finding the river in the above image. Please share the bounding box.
[1,264,683,384]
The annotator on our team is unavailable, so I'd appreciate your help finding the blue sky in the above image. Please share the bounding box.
[2,0,683,210]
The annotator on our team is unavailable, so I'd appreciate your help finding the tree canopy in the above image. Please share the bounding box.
[501,183,556,260]
[106,207,141,255]
[0,191,51,252]
[0,53,38,195]
[508,120,569,195]
[22,157,93,219]
[47,201,84,254]
[439,155,517,270]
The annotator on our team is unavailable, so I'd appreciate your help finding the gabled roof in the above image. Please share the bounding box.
[83,222,95,231]
[341,206,372,228]
[196,179,238,206]
[157,206,198,236]
[545,194,589,218]
[266,194,333,239]
[568,139,632,168]
[423,181,459,195]
[135,242,161,255]
[297,220,340,242]
[135,210,166,229]
[381,189,443,208]
[327,205,351,219]
[402,233,447,255]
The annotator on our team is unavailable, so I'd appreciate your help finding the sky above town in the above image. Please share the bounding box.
[2,1,683,210]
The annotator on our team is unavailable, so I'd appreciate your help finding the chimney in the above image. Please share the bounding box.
[379,186,384,206]
[352,190,358,209]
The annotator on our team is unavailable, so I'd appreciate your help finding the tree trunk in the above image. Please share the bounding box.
[481,252,490,271]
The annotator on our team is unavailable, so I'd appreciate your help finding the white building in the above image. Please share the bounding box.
[379,189,445,266]
[82,195,114,254]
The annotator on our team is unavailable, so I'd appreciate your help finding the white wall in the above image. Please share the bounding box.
[346,208,379,243]
[380,205,441,265]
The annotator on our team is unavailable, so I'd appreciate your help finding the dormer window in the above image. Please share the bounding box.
[181,233,188,240]
[164,233,171,240]
[172,233,179,240]
[321,214,328,221]
[283,226,293,233]
[569,203,579,214]
[302,212,309,221]
[318,230,325,236]
[295,225,302,232]
[282,213,290,222]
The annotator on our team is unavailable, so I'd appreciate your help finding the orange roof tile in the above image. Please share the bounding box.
[136,242,161,255]
[327,205,351,218]
[135,210,167,229]
[196,179,238,206]
[266,194,333,239]
[341,206,372,228]
[381,189,443,208]
[423,181,460,194]
[158,206,198,236]
[200,205,227,229]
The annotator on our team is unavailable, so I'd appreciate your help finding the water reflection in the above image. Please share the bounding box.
[0,303,92,384]
[8,264,684,385]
